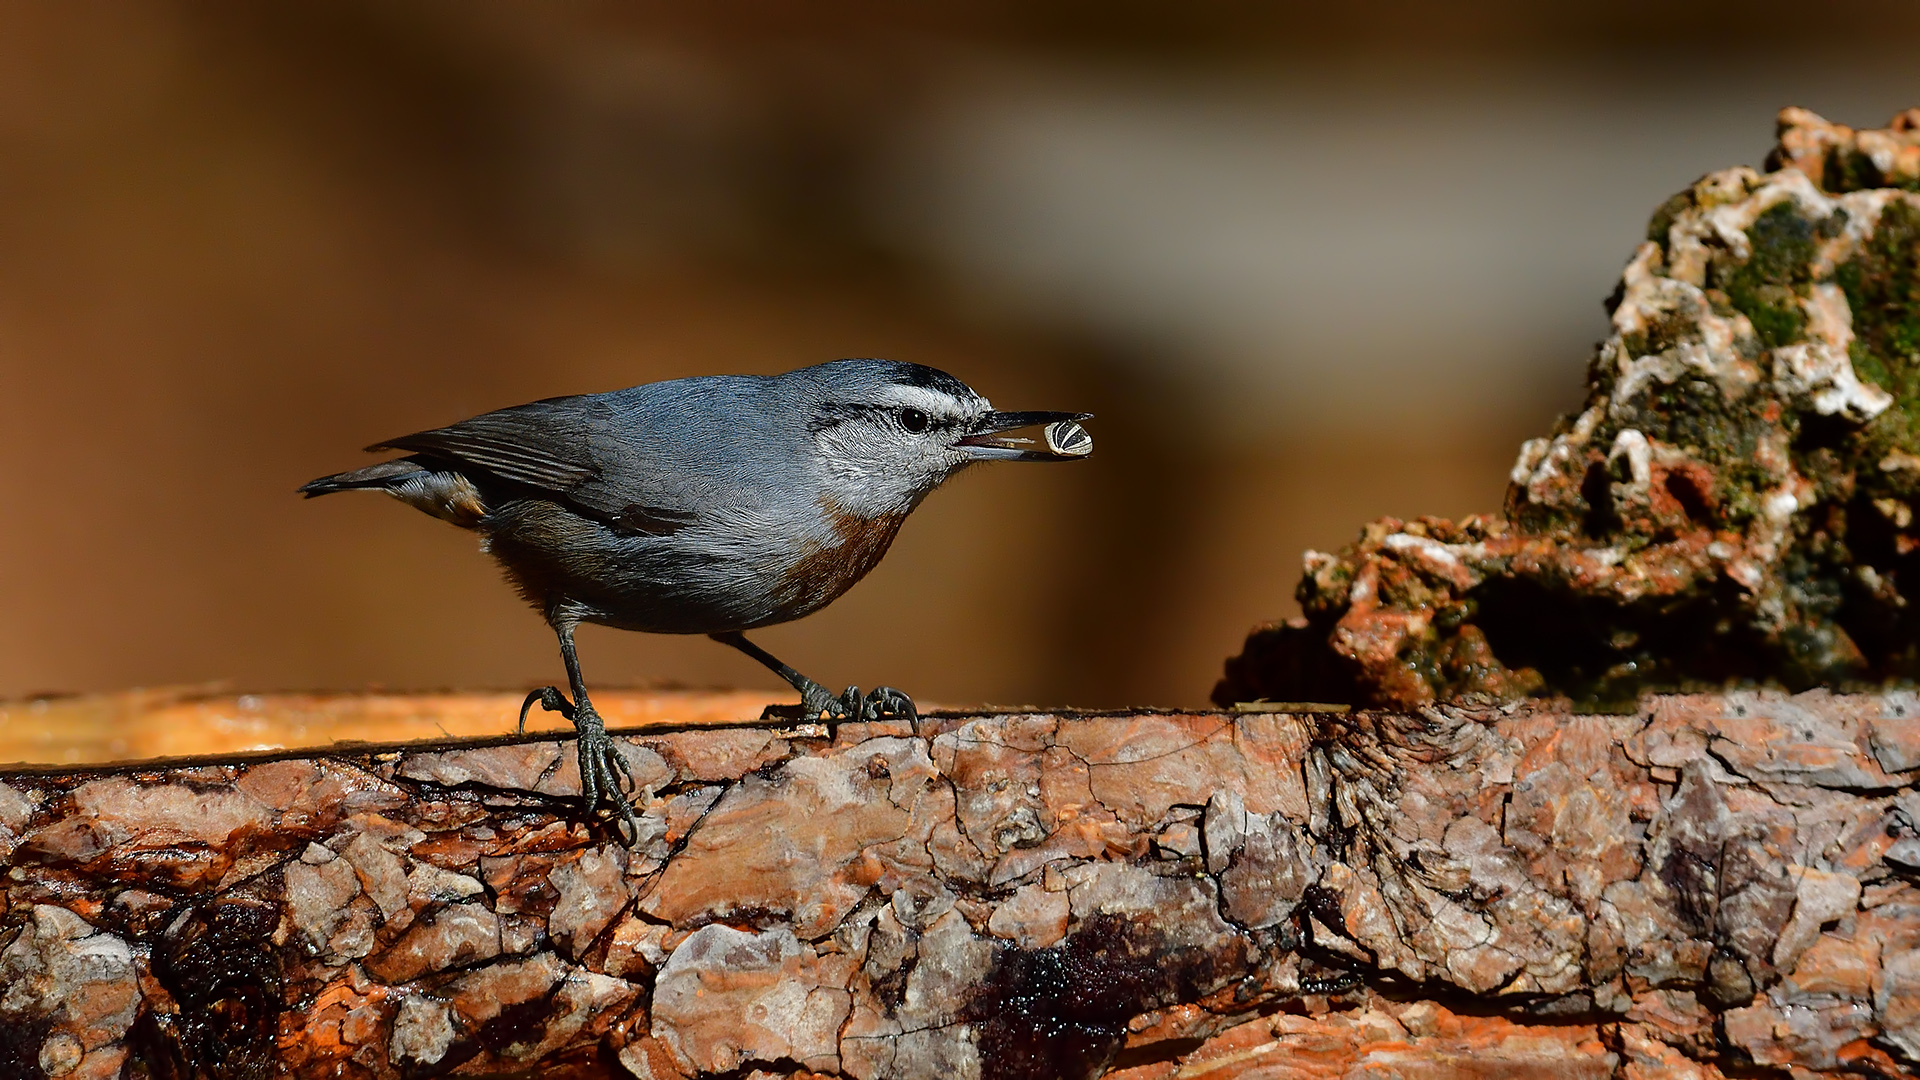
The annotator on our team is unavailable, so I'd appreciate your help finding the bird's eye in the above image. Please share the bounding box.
[900,408,929,433]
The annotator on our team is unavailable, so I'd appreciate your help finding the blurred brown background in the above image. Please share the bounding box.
[1,2,1916,709]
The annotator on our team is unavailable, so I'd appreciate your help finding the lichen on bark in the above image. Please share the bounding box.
[1218,107,1920,711]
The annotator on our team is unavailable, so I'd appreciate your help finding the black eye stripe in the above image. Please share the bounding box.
[812,401,960,434]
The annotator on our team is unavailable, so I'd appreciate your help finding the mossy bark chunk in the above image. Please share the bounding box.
[1219,107,1920,711]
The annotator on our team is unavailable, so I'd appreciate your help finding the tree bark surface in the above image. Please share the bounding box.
[3,691,1918,1079]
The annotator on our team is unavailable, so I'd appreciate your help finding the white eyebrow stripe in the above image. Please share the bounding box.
[876,384,973,416]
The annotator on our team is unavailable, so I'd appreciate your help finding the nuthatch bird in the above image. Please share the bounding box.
[301,359,1092,837]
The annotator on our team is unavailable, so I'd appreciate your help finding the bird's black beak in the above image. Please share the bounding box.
[955,411,1094,461]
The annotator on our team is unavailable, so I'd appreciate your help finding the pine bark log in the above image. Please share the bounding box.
[3,691,1919,1079]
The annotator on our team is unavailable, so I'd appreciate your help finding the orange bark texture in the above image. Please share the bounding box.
[1,691,1917,1078]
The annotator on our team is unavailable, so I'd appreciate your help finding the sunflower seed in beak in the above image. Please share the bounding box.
[1045,420,1093,457]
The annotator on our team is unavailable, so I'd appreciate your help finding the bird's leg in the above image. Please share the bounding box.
[709,631,918,733]
[710,631,855,722]
[550,625,639,844]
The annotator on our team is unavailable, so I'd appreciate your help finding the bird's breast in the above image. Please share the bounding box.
[771,501,908,619]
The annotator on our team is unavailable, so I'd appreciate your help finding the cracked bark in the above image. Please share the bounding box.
[3,691,1919,1079]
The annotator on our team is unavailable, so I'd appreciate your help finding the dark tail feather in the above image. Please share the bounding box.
[298,458,427,498]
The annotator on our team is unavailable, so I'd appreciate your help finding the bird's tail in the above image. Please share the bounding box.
[298,458,429,498]
[300,457,488,527]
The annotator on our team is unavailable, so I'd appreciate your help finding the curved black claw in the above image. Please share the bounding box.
[860,686,919,732]
[519,686,575,734]
[572,708,640,846]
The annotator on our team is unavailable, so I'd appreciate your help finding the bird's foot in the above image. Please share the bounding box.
[761,682,852,726]
[573,705,641,845]
[763,682,918,735]
[860,686,919,731]
[522,688,639,844]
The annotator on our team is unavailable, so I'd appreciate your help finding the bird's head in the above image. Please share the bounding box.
[794,359,1092,518]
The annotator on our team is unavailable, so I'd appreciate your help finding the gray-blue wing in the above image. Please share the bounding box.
[371,395,702,536]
